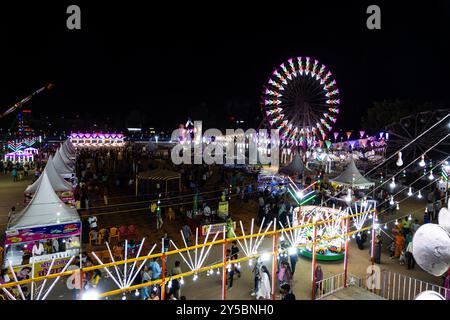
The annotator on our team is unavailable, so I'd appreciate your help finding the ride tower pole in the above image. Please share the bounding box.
[221,227,227,300]
[311,222,318,300]
[343,215,350,287]
[271,218,278,300]
[370,211,377,293]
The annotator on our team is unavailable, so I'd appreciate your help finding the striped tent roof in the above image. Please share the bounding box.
[137,169,181,181]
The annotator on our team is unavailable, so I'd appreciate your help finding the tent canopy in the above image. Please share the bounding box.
[330,159,375,188]
[58,147,75,168]
[62,141,76,160]
[25,155,73,194]
[279,153,309,176]
[65,139,76,153]
[137,169,181,181]
[53,149,74,176]
[8,171,79,230]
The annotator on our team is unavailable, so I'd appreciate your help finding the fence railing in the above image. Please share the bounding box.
[315,272,348,299]
[378,271,449,300]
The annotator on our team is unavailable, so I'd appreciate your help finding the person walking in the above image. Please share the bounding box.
[405,240,415,270]
[12,166,17,182]
[314,265,324,299]
[181,224,193,246]
[394,233,405,258]
[231,241,241,278]
[289,249,298,275]
[280,283,296,300]
[170,261,182,299]
[256,265,271,300]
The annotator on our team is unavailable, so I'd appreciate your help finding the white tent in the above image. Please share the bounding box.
[330,158,375,188]
[25,155,73,194]
[53,149,74,178]
[8,170,79,230]
[58,147,75,168]
[62,141,76,160]
[65,139,76,153]
[279,153,309,176]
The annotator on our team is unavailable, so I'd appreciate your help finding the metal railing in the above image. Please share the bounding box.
[315,272,348,299]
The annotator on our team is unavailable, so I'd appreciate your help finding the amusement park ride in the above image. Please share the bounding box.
[1,83,54,159]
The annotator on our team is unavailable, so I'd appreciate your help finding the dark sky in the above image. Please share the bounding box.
[1,1,450,131]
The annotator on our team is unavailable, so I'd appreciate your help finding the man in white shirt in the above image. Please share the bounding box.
[32,241,45,256]
[203,204,211,223]
[88,215,98,230]
[405,241,415,270]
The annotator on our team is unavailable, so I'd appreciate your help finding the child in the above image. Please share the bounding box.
[399,250,406,265]
[389,240,395,259]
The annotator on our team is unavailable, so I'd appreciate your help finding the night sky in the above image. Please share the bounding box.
[1,1,450,132]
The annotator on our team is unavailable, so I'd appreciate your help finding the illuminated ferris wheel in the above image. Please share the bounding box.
[261,56,340,148]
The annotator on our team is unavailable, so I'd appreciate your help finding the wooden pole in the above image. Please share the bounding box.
[311,222,318,300]
[271,219,278,300]
[343,215,350,287]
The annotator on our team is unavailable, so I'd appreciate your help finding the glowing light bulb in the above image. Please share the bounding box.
[180,277,185,285]
[248,259,253,266]
[395,220,399,226]
[368,230,371,235]
[396,203,400,210]
[419,155,426,167]
[417,191,422,199]
[134,290,139,297]
[122,295,127,300]
[390,177,396,189]
[193,274,198,281]
[279,235,285,242]
[352,234,355,239]
[428,170,434,180]
[408,215,412,221]
[216,269,220,276]
[389,196,394,205]
[296,190,304,198]
[167,280,172,288]
[396,152,403,166]
[384,225,388,230]
[369,214,373,219]
[407,186,413,196]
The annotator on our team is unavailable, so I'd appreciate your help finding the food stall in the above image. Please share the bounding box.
[3,171,81,277]
[24,155,74,205]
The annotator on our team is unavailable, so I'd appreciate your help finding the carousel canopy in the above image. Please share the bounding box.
[279,153,308,176]
[53,149,74,176]
[137,169,181,181]
[330,158,375,188]
[8,170,79,230]
[25,155,73,194]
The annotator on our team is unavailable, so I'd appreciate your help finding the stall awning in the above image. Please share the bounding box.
[137,169,181,181]
[53,148,74,176]
[330,159,375,188]
[8,171,80,230]
[25,155,73,194]
[279,153,309,176]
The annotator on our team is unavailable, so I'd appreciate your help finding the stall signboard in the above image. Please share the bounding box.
[201,221,236,236]
[5,221,81,245]
[8,256,74,278]
[218,201,229,216]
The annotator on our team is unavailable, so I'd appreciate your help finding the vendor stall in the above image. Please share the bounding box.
[4,150,34,163]
[58,146,75,169]
[330,158,375,190]
[4,171,81,277]
[257,173,288,197]
[24,155,74,205]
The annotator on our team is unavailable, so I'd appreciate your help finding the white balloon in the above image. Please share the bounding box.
[412,224,450,276]
[415,290,445,300]
[439,207,450,234]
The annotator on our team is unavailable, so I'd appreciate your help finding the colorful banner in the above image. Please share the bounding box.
[201,221,236,236]
[8,256,73,279]
[5,221,81,245]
